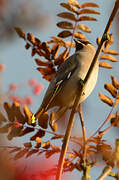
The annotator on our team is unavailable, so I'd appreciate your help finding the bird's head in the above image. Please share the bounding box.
[74,39,95,52]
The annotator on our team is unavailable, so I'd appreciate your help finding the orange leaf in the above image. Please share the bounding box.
[99,93,113,106]
[55,48,69,65]
[42,140,50,149]
[96,37,101,45]
[37,67,55,76]
[78,16,97,21]
[74,32,85,39]
[51,36,66,47]
[26,149,38,158]
[81,2,99,8]
[27,33,35,44]
[100,55,118,62]
[58,30,72,38]
[51,44,60,59]
[35,137,42,144]
[111,76,119,89]
[43,73,55,82]
[14,27,25,40]
[4,102,15,122]
[14,149,29,160]
[68,0,81,8]
[24,105,33,125]
[35,59,53,67]
[76,24,91,33]
[114,98,119,107]
[57,12,76,21]
[103,49,119,55]
[57,21,73,29]
[99,62,112,69]
[78,9,100,15]
[60,3,77,13]
[104,83,117,98]
[51,145,60,152]
[24,142,32,148]
[30,130,45,141]
[19,127,34,136]
[49,112,58,132]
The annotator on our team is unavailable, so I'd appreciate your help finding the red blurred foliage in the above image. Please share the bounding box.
[24,96,33,106]
[0,64,6,72]
[28,79,38,87]
[33,84,44,96]
[9,83,18,91]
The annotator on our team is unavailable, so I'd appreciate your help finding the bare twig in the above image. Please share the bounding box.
[56,1,119,180]
[78,104,87,162]
[96,166,113,180]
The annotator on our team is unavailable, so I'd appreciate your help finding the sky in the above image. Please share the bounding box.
[0,0,119,179]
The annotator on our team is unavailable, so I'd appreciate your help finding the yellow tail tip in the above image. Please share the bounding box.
[31,114,36,124]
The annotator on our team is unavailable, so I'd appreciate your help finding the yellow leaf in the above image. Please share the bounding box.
[76,24,91,33]
[111,76,119,89]
[100,55,118,62]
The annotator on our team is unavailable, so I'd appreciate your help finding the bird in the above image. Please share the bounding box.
[32,39,99,127]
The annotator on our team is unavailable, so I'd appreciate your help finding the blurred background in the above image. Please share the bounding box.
[0,0,119,179]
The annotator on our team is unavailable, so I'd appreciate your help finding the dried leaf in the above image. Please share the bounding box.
[35,137,42,144]
[104,83,117,98]
[100,55,118,62]
[111,116,119,127]
[74,32,85,39]
[99,93,113,106]
[0,123,12,133]
[30,129,45,141]
[14,149,29,160]
[55,48,69,66]
[51,145,60,152]
[52,36,66,47]
[12,102,26,124]
[38,112,49,129]
[24,105,33,125]
[51,134,64,140]
[8,147,21,154]
[57,12,76,21]
[35,58,53,67]
[45,150,55,158]
[60,3,77,13]
[27,33,35,44]
[76,24,91,33]
[51,44,60,59]
[37,67,55,76]
[8,127,23,140]
[99,62,112,69]
[65,41,75,48]
[58,30,72,38]
[103,49,119,55]
[43,73,55,82]
[15,27,25,40]
[24,142,32,148]
[25,43,30,50]
[78,16,97,21]
[111,76,119,89]
[81,2,99,8]
[35,143,41,148]
[26,149,38,158]
[114,98,119,107]
[19,127,34,136]
[96,37,101,45]
[49,112,58,132]
[4,102,14,122]
[68,153,76,158]
[42,141,50,149]
[78,9,100,15]
[68,0,81,8]
[57,21,73,29]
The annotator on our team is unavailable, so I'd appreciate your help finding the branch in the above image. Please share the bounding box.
[56,1,119,180]
[96,166,113,180]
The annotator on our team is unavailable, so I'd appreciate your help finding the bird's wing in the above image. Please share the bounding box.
[40,53,79,110]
